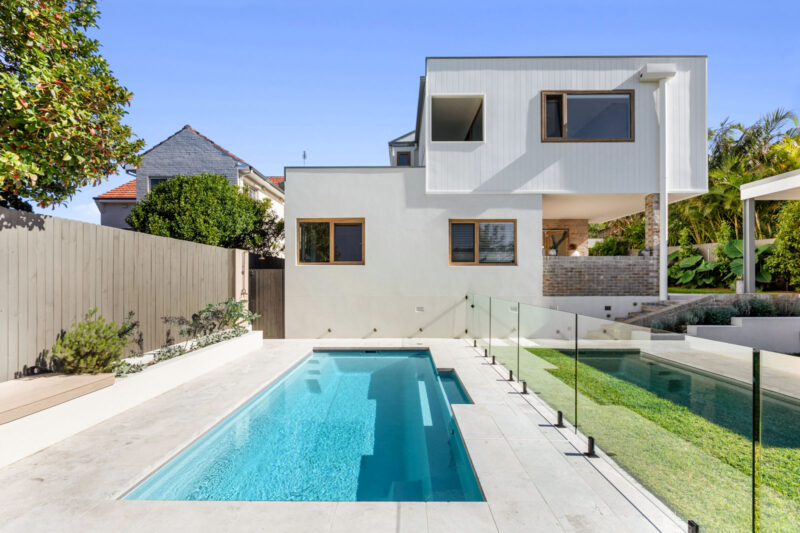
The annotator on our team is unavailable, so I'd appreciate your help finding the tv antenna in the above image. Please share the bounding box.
[302,150,307,166]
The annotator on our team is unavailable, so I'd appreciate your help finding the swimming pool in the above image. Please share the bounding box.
[125,349,483,502]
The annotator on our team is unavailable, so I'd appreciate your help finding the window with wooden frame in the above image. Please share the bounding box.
[396,151,411,166]
[297,218,365,265]
[541,90,634,142]
[449,220,517,265]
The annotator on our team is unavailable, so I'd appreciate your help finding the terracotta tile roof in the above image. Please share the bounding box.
[94,179,137,200]
[265,176,285,187]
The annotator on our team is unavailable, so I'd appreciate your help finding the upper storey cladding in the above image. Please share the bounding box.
[419,56,707,195]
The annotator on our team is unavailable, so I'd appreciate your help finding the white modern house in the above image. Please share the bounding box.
[94,125,285,229]
[285,56,708,337]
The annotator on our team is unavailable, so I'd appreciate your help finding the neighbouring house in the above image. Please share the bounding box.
[284,56,708,336]
[93,125,285,229]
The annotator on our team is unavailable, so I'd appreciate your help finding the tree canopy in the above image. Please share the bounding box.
[126,174,284,257]
[0,0,144,209]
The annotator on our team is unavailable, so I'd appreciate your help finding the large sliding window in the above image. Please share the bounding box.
[541,90,634,142]
[298,218,364,265]
[449,220,516,265]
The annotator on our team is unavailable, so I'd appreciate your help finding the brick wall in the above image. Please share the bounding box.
[644,193,659,254]
[543,256,658,296]
[543,218,589,255]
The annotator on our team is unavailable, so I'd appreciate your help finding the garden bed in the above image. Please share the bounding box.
[0,330,263,469]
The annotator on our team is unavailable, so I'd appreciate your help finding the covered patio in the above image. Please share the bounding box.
[740,168,800,293]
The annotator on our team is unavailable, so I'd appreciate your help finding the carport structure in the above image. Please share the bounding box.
[740,168,800,293]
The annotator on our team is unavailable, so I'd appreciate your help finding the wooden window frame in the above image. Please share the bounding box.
[297,218,365,265]
[396,151,412,167]
[448,219,517,266]
[540,90,635,143]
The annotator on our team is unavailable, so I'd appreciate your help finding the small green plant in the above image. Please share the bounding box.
[747,298,777,317]
[164,298,258,341]
[589,237,629,256]
[50,309,142,374]
[702,306,736,325]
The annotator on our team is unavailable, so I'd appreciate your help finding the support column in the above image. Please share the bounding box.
[645,193,667,301]
[743,198,756,294]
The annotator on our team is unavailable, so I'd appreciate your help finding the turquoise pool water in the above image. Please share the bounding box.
[126,350,483,501]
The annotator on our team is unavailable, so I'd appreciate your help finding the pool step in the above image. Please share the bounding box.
[389,480,424,501]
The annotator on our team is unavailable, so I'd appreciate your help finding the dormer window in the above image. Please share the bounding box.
[396,152,411,166]
[431,96,484,142]
[541,91,633,142]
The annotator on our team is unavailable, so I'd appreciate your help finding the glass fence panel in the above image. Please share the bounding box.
[488,297,519,380]
[470,293,491,353]
[517,303,578,427]
[760,349,800,532]
[576,316,754,532]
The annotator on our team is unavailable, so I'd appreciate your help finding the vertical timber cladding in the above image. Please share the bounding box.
[0,206,242,382]
[249,269,284,339]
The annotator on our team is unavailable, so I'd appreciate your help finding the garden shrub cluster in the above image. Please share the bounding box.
[588,236,630,256]
[649,297,797,332]
[49,309,142,374]
[116,298,258,377]
[667,227,774,289]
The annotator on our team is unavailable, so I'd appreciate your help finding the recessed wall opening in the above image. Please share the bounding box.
[431,96,484,142]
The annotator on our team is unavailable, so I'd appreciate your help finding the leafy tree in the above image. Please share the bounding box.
[0,0,144,209]
[766,201,800,290]
[127,174,283,255]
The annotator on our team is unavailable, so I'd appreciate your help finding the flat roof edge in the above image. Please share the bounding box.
[426,55,707,60]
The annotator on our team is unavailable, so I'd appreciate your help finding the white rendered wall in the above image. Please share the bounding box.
[284,167,543,338]
[543,295,660,321]
[687,317,800,355]
[424,56,707,195]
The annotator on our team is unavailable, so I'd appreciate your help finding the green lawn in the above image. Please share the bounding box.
[489,345,800,533]
[669,287,735,294]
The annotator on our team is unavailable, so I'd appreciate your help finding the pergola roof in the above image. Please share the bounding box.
[740,168,800,201]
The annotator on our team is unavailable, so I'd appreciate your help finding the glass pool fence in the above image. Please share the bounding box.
[465,292,799,533]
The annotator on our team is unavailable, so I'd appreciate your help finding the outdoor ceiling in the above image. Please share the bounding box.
[542,193,698,223]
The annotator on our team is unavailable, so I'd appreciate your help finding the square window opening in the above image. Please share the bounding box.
[396,152,411,167]
[432,96,484,142]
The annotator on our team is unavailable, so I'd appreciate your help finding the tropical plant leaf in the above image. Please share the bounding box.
[667,249,680,262]
[724,240,744,259]
[696,261,717,272]
[730,258,744,276]
[679,254,703,268]
[678,270,696,284]
[756,270,772,283]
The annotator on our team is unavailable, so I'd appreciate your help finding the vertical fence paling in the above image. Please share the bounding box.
[0,207,241,381]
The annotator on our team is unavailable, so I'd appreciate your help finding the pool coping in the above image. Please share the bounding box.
[0,339,685,533]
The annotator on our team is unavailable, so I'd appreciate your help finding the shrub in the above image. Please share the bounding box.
[668,228,719,287]
[748,298,777,317]
[766,201,800,291]
[50,309,141,374]
[163,298,258,342]
[702,306,736,325]
[589,237,629,256]
[127,174,283,256]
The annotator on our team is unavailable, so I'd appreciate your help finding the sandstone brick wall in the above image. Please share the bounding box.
[542,219,589,256]
[543,256,658,296]
[644,193,660,254]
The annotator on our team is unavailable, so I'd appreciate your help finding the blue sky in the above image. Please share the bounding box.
[38,0,800,223]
